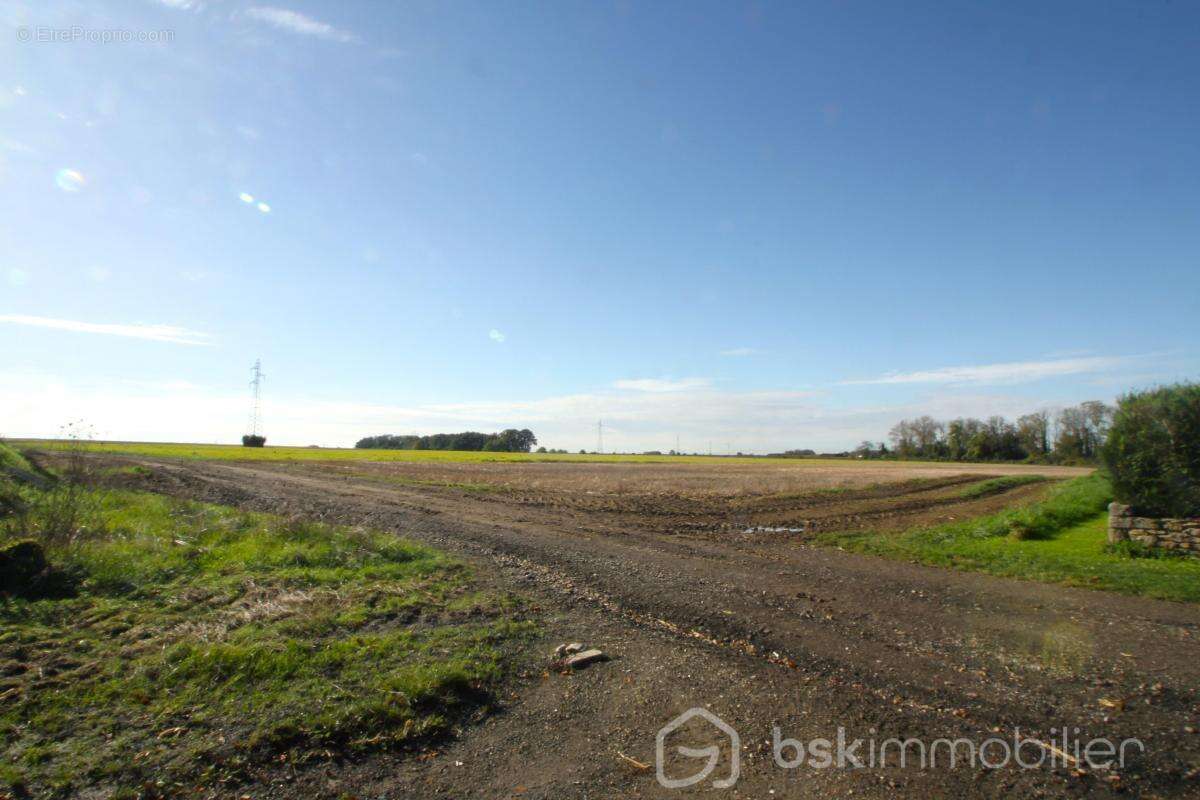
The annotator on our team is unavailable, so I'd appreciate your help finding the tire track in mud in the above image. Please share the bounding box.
[309,465,1050,537]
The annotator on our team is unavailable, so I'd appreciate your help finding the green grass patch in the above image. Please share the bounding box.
[0,479,534,796]
[821,474,1200,601]
[0,442,32,474]
[956,474,1048,500]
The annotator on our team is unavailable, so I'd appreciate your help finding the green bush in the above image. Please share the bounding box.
[242,434,267,447]
[0,539,78,598]
[1102,383,1200,517]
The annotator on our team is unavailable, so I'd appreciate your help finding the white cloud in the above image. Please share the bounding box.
[0,315,213,346]
[841,355,1145,387]
[153,0,205,10]
[0,370,1127,454]
[719,347,759,357]
[613,377,712,393]
[1,138,37,155]
[0,372,824,451]
[1042,348,1093,359]
[243,7,356,43]
[6,268,29,287]
[488,329,505,343]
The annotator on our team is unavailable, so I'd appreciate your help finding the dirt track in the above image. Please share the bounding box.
[106,457,1199,798]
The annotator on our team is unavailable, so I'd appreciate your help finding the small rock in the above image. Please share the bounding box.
[553,642,585,658]
[565,649,608,670]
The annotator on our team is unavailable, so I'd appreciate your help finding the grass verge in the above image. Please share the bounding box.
[0,445,534,797]
[0,445,32,474]
[819,473,1200,602]
[956,474,1048,499]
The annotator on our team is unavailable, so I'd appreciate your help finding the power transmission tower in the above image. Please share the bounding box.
[597,420,604,455]
[249,359,266,437]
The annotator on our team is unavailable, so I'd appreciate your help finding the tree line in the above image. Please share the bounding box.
[354,429,538,453]
[861,401,1113,463]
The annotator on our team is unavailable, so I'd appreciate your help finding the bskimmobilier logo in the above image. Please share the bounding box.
[656,707,740,789]
[655,708,1147,790]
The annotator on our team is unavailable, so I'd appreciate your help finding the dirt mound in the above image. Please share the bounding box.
[0,540,77,599]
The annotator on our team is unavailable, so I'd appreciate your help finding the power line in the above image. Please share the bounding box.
[249,359,266,436]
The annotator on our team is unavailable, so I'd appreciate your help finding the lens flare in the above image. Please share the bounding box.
[54,168,85,193]
[238,192,254,203]
[257,201,271,213]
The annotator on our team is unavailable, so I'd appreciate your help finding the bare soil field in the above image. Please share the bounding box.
[78,454,1200,798]
[277,458,1088,536]
[316,458,1090,495]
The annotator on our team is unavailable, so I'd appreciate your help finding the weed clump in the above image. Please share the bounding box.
[0,539,77,599]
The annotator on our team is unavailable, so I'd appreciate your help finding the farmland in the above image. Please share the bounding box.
[6,442,1200,798]
[16,439,821,464]
[6,439,1093,467]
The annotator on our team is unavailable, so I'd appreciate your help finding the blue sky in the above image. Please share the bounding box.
[2,1,1197,451]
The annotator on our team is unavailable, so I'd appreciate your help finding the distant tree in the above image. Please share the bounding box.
[1017,411,1051,459]
[1082,401,1114,449]
[355,429,537,452]
[961,416,1020,461]
[911,416,945,457]
[1054,402,1111,462]
[945,418,982,461]
[483,428,538,453]
[888,420,916,458]
[889,417,945,458]
[882,404,1120,464]
[513,428,537,452]
[242,434,266,448]
[450,432,491,451]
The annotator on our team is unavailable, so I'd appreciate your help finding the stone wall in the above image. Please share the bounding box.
[1108,502,1200,555]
